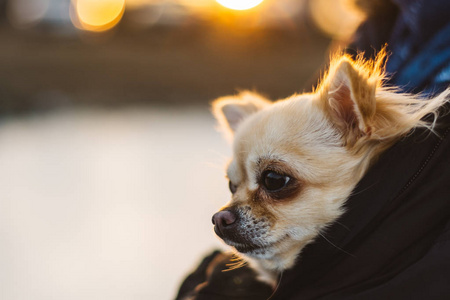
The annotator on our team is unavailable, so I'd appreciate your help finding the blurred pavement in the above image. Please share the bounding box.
[0,107,230,299]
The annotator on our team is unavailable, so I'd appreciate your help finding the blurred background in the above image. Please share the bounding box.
[0,0,363,299]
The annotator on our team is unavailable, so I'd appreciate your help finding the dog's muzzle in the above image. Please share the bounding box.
[212,208,263,253]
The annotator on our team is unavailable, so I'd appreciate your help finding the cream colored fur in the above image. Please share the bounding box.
[211,52,449,286]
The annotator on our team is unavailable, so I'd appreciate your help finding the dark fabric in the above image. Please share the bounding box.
[176,250,223,299]
[178,0,450,298]
[176,251,272,300]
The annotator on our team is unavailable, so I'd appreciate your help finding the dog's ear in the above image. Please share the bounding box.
[322,57,377,146]
[212,91,270,137]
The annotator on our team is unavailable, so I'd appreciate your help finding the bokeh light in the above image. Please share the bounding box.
[309,0,363,39]
[72,0,125,32]
[126,0,153,9]
[7,0,50,29]
[216,0,264,11]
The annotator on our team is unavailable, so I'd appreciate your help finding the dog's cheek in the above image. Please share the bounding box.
[286,225,318,241]
[238,206,271,241]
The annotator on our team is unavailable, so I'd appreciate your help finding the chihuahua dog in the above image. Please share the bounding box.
[210,51,449,285]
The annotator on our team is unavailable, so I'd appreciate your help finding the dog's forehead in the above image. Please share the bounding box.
[235,98,332,156]
[230,96,345,183]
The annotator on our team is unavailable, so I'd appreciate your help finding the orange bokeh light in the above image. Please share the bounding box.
[72,0,125,32]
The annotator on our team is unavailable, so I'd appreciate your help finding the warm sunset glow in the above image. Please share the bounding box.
[73,0,125,32]
[216,0,264,11]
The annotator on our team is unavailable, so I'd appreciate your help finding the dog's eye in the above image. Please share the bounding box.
[229,181,237,194]
[262,171,290,191]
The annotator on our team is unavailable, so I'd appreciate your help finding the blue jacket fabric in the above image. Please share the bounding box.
[349,0,450,95]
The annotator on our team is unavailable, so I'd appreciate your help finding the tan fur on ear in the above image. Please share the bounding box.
[212,91,271,139]
[319,49,450,151]
[319,54,381,146]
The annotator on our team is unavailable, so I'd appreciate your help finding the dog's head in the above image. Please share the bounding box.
[211,53,445,272]
[213,53,450,271]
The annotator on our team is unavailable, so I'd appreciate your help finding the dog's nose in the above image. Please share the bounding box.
[212,210,238,239]
[212,210,237,227]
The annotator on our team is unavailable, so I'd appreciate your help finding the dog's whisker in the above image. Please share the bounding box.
[266,271,283,300]
[206,149,230,159]
[223,255,248,272]
[334,221,351,232]
[230,253,243,261]
[201,161,227,171]
[318,232,356,258]
[349,181,379,197]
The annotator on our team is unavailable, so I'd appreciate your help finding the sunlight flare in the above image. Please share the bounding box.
[216,0,264,11]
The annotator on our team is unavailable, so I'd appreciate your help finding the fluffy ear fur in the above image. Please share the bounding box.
[320,52,449,148]
[321,57,378,146]
[212,91,271,137]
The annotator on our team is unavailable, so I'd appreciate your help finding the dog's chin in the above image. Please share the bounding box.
[223,239,269,257]
[224,235,290,260]
[235,243,271,257]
